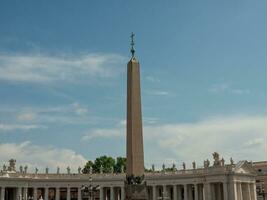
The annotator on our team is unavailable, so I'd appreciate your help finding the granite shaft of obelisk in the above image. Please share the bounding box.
[126,57,145,177]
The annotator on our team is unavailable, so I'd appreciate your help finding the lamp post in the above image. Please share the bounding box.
[28,196,33,200]
[81,177,99,200]
[157,192,170,200]
[257,184,266,200]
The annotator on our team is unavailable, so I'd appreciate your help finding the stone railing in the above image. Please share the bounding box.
[0,164,238,180]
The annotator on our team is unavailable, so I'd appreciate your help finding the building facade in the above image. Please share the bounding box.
[252,161,267,199]
[0,156,257,200]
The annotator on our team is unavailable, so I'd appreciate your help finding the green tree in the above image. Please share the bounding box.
[82,156,127,174]
[94,156,115,173]
[82,160,94,174]
[114,157,126,173]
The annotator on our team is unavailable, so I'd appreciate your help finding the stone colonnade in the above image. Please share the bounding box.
[0,186,125,200]
[0,182,257,200]
[147,182,257,200]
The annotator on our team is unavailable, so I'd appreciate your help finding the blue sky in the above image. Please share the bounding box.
[1,0,267,172]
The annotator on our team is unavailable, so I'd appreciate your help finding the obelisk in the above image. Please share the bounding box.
[125,33,148,200]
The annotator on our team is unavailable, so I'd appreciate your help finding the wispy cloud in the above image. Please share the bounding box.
[0,124,45,132]
[209,83,230,93]
[2,102,91,125]
[146,90,170,96]
[17,112,37,121]
[0,53,126,84]
[81,128,122,141]
[231,89,251,95]
[81,115,267,167]
[0,141,87,172]
[209,82,251,95]
[243,138,266,148]
[145,76,160,82]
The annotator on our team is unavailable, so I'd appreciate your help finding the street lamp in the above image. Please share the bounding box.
[157,192,170,200]
[257,184,266,200]
[81,176,100,200]
[28,196,33,200]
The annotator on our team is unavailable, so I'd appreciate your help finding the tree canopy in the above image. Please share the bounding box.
[83,156,126,174]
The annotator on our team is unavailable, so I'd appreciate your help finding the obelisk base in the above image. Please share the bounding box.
[125,184,148,200]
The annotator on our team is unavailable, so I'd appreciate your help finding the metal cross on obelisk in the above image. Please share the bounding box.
[130,32,135,58]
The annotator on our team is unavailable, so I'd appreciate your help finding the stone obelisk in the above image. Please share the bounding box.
[125,33,148,200]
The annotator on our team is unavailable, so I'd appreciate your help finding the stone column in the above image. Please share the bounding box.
[55,187,60,200]
[188,185,193,200]
[194,184,198,200]
[66,187,70,200]
[198,185,203,200]
[44,187,49,200]
[229,181,237,200]
[250,183,257,200]
[223,182,228,200]
[103,188,106,200]
[77,188,81,200]
[163,185,167,199]
[16,187,22,200]
[152,185,156,200]
[1,187,5,200]
[120,187,124,200]
[110,187,114,200]
[23,187,28,200]
[211,184,216,200]
[238,183,243,200]
[184,185,188,200]
[247,184,251,200]
[33,187,38,200]
[241,183,250,200]
[217,184,222,200]
[99,187,103,200]
[177,186,182,200]
[203,183,211,200]
[173,185,177,200]
[252,183,257,200]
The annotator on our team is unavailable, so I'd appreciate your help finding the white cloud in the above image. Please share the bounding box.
[243,138,265,148]
[81,128,122,141]
[209,83,250,95]
[146,90,170,96]
[209,83,229,93]
[0,124,45,132]
[145,76,160,82]
[231,89,251,95]
[0,141,87,172]
[17,112,37,121]
[3,102,91,126]
[81,115,267,167]
[71,102,88,116]
[0,53,126,83]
